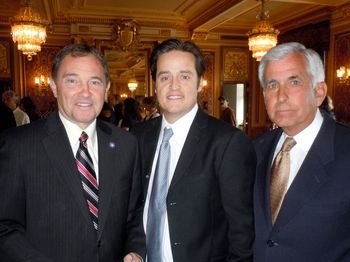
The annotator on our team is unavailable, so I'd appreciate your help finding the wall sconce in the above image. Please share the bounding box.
[115,20,138,51]
[336,66,350,81]
[34,75,50,95]
[202,79,208,87]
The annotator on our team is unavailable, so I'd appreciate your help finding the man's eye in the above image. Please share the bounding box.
[64,78,78,85]
[266,82,278,90]
[290,79,301,86]
[180,75,190,80]
[89,79,103,87]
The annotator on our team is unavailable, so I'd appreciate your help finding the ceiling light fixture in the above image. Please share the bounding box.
[247,0,279,61]
[11,1,48,61]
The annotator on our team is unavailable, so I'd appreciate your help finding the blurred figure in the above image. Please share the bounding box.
[98,101,116,124]
[142,96,160,121]
[108,94,124,125]
[2,90,30,126]
[320,95,336,120]
[118,97,142,131]
[0,101,16,132]
[20,96,40,122]
[218,95,237,126]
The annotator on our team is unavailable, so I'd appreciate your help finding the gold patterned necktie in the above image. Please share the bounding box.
[270,137,296,225]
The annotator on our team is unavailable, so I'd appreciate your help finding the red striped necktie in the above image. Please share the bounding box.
[76,131,99,230]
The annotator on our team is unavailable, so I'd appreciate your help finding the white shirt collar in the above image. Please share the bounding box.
[281,109,323,152]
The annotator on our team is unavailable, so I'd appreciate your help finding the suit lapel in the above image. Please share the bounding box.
[167,110,206,194]
[95,121,118,239]
[42,112,92,226]
[273,116,335,229]
[141,118,161,198]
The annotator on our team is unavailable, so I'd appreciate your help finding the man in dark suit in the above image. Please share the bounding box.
[254,42,350,262]
[0,44,145,262]
[132,39,256,261]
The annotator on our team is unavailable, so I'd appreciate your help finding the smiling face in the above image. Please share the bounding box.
[263,53,326,136]
[155,50,203,123]
[50,54,110,129]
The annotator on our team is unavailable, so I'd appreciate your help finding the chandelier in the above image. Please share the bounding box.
[11,2,47,61]
[247,0,279,61]
[128,79,138,92]
[115,20,138,51]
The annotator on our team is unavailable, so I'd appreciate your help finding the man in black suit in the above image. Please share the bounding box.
[254,42,350,261]
[0,44,145,262]
[132,39,256,261]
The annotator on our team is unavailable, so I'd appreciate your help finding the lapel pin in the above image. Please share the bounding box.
[109,141,116,148]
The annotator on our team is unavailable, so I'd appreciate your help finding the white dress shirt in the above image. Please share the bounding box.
[13,107,30,126]
[144,104,198,262]
[59,112,99,182]
[272,109,323,189]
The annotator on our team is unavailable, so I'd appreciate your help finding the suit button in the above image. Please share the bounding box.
[266,239,278,247]
[145,174,150,179]
[97,240,102,248]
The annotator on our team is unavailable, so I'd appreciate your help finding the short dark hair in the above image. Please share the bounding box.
[51,43,110,83]
[149,38,205,81]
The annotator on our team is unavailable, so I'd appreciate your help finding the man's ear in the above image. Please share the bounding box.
[315,82,327,107]
[198,77,204,93]
[50,80,58,98]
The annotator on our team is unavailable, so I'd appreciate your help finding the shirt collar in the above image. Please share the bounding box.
[282,109,323,152]
[58,111,97,147]
[161,104,198,143]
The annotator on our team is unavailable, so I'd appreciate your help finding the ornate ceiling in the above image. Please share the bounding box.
[1,0,349,43]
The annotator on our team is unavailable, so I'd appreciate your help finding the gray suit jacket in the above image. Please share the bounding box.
[0,111,145,262]
[254,112,350,262]
[132,109,256,262]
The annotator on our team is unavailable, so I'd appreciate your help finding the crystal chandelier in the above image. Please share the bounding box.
[247,0,279,61]
[11,2,47,61]
[128,79,138,92]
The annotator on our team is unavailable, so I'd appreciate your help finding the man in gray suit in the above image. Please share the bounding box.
[132,39,256,261]
[254,42,350,261]
[0,44,145,262]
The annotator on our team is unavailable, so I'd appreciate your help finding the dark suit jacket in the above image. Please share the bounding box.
[254,113,350,262]
[132,109,256,262]
[0,111,145,262]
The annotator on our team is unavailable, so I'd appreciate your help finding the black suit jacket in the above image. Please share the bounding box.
[254,113,350,262]
[132,109,256,262]
[0,111,145,262]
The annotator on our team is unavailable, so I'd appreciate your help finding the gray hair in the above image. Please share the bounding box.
[2,90,19,103]
[258,42,325,90]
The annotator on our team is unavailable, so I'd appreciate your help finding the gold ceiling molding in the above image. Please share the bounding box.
[191,31,208,41]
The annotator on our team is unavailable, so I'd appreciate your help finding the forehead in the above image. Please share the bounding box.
[157,50,196,68]
[265,53,307,77]
[59,54,103,73]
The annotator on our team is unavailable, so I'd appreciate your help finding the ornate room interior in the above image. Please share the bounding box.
[0,0,350,138]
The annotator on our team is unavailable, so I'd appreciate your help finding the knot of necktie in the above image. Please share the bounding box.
[280,137,296,152]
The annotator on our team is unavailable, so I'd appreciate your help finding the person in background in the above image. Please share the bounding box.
[109,94,124,125]
[319,95,336,120]
[0,100,16,132]
[132,38,256,261]
[142,96,160,121]
[2,90,30,126]
[98,101,116,124]
[20,96,41,122]
[218,95,237,126]
[0,43,145,262]
[118,97,142,131]
[254,42,350,262]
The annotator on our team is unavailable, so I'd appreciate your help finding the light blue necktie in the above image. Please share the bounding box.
[146,127,173,262]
